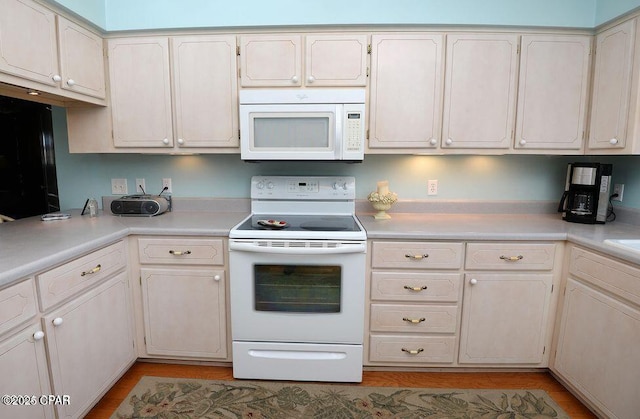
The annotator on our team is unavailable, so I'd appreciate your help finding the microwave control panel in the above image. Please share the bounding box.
[345,112,363,151]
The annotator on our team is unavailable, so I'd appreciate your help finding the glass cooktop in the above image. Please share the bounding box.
[234,214,362,233]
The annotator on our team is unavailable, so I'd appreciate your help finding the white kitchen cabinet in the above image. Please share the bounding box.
[442,33,519,150]
[136,237,228,360]
[43,272,135,419]
[459,242,557,365]
[515,35,591,152]
[171,35,238,148]
[239,34,367,87]
[368,33,444,150]
[588,18,636,152]
[108,37,174,148]
[56,16,106,99]
[367,240,462,366]
[553,246,640,418]
[0,0,106,104]
[0,324,54,419]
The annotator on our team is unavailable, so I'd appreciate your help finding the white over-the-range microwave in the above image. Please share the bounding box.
[239,89,366,161]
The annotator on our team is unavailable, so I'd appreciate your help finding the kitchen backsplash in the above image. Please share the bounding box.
[52,107,640,212]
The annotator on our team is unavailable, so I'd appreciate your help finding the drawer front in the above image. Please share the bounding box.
[370,303,457,333]
[570,246,640,306]
[465,242,556,271]
[371,272,461,303]
[371,241,463,269]
[37,241,126,311]
[369,335,456,363]
[138,238,224,265]
[0,278,37,336]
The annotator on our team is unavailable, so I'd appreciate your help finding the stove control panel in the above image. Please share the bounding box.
[251,176,355,199]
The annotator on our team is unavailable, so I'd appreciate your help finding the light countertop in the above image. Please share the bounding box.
[2,207,640,289]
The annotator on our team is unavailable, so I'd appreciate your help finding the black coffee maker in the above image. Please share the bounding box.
[558,163,613,224]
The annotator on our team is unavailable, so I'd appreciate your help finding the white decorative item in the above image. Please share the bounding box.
[368,180,398,219]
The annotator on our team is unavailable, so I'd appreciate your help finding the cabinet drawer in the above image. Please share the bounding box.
[370,303,457,333]
[371,272,461,302]
[0,278,37,336]
[369,335,456,363]
[371,241,463,269]
[570,246,640,306]
[37,241,126,311]
[138,238,224,265]
[465,242,556,270]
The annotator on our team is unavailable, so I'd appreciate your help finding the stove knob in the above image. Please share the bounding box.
[333,182,348,190]
[256,181,265,189]
[267,182,274,189]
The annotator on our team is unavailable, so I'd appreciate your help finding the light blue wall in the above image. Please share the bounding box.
[596,0,640,25]
[52,108,640,211]
[48,0,106,29]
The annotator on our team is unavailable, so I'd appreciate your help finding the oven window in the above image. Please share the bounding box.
[254,265,341,313]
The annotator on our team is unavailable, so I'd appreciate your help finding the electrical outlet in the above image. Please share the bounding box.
[111,178,128,195]
[162,178,172,193]
[135,178,146,194]
[613,184,624,201]
[428,179,438,196]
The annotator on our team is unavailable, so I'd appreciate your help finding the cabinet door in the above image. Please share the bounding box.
[141,268,227,359]
[554,278,640,419]
[239,35,302,87]
[305,34,368,87]
[442,34,519,149]
[56,16,106,99]
[369,34,444,149]
[515,35,590,151]
[0,324,54,419]
[588,19,635,150]
[172,35,238,148]
[459,273,552,364]
[108,37,173,148]
[44,272,135,419]
[0,0,58,86]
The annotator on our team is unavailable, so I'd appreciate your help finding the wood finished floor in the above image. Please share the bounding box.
[85,362,596,418]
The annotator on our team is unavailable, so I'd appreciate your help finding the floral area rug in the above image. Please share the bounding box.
[111,376,569,418]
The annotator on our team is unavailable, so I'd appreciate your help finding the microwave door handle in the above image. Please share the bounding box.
[229,241,365,255]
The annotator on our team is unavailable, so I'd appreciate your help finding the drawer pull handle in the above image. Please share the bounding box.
[169,250,192,256]
[404,285,428,292]
[402,317,426,324]
[499,255,524,262]
[401,348,424,355]
[405,254,429,260]
[81,264,101,276]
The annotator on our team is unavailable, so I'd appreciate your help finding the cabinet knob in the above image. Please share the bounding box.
[429,138,437,146]
[214,275,221,281]
[307,76,315,84]
[610,138,619,145]
[291,75,299,83]
[52,317,64,327]
[177,138,184,145]
[470,278,478,285]
[66,79,76,86]
[162,138,170,145]
[519,139,527,146]
[33,331,45,341]
[445,138,453,146]
[52,74,62,82]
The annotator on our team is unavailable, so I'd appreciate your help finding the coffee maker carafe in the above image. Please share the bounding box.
[558,163,612,224]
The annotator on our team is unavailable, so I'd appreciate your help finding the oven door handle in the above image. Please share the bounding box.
[229,241,366,255]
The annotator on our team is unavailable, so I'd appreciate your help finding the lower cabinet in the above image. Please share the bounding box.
[140,268,227,358]
[0,323,54,419]
[553,246,640,418]
[43,272,135,419]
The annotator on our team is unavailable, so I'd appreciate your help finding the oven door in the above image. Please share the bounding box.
[229,239,366,344]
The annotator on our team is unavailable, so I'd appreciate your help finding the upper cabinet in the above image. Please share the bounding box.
[0,0,106,104]
[588,18,637,154]
[442,34,519,150]
[107,35,238,150]
[239,34,368,87]
[368,33,444,150]
[515,35,591,153]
